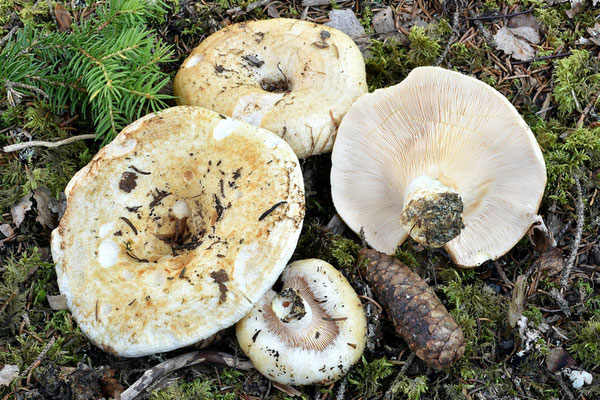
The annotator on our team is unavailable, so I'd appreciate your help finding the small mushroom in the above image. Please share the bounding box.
[331,67,547,267]
[236,259,367,385]
[173,18,367,159]
[51,106,305,357]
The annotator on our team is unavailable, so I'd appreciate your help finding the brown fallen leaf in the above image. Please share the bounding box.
[10,193,33,228]
[55,3,72,32]
[546,347,576,373]
[272,381,302,397]
[494,26,540,61]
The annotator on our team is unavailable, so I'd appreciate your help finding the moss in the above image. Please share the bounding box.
[394,375,428,400]
[293,223,361,273]
[347,356,395,398]
[530,119,600,203]
[0,102,91,214]
[552,50,600,116]
[568,318,600,369]
[0,247,52,333]
[365,39,408,90]
[150,371,243,399]
[440,272,506,376]
[407,26,441,67]
[449,43,487,70]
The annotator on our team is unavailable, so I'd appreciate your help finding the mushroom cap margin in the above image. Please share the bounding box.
[330,66,547,267]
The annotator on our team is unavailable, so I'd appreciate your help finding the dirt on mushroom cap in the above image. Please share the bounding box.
[51,106,305,357]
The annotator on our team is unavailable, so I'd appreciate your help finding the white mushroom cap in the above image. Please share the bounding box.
[51,106,305,357]
[173,18,367,159]
[331,67,547,267]
[236,259,367,385]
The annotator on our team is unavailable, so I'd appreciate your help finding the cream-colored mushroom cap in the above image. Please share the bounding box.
[173,18,367,159]
[236,259,367,385]
[51,106,305,357]
[331,67,547,267]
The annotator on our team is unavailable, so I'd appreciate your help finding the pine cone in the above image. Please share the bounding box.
[359,248,465,369]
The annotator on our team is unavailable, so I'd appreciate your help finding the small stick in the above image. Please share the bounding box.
[46,0,58,28]
[577,91,600,128]
[549,288,571,317]
[511,52,571,65]
[22,336,56,377]
[383,353,417,400]
[334,376,348,400]
[468,8,494,46]
[0,26,19,48]
[435,0,463,67]
[560,177,584,290]
[3,134,96,153]
[120,351,253,400]
[466,8,534,21]
[4,81,50,100]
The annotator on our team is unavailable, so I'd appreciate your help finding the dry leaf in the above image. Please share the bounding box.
[509,26,541,44]
[538,246,565,276]
[325,9,366,39]
[34,187,63,229]
[0,224,14,238]
[10,193,33,228]
[55,3,72,32]
[0,364,19,386]
[587,23,600,46]
[494,26,537,61]
[48,294,68,310]
[508,275,528,328]
[546,347,576,373]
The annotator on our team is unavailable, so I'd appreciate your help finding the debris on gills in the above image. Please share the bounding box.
[359,248,464,369]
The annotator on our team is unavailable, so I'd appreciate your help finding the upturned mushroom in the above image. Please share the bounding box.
[173,18,367,159]
[236,259,367,385]
[331,67,547,267]
[51,106,305,357]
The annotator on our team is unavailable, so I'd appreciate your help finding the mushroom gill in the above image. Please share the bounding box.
[264,276,339,351]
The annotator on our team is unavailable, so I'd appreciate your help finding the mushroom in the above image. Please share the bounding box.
[51,106,305,357]
[173,18,367,159]
[331,67,547,267]
[236,259,367,385]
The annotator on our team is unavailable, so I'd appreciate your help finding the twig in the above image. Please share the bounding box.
[577,91,600,128]
[21,336,56,377]
[383,353,416,400]
[511,52,571,65]
[435,0,463,66]
[0,25,19,48]
[3,134,96,153]
[468,8,494,46]
[46,0,58,28]
[466,8,534,21]
[560,178,584,290]
[335,376,348,400]
[549,288,571,317]
[3,81,50,100]
[120,351,253,400]
[556,374,575,400]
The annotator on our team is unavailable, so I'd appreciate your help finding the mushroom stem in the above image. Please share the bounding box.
[400,176,464,247]
[272,288,309,324]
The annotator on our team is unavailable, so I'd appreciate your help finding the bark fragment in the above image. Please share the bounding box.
[359,248,465,369]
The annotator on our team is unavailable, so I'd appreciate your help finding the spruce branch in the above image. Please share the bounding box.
[1,0,173,143]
